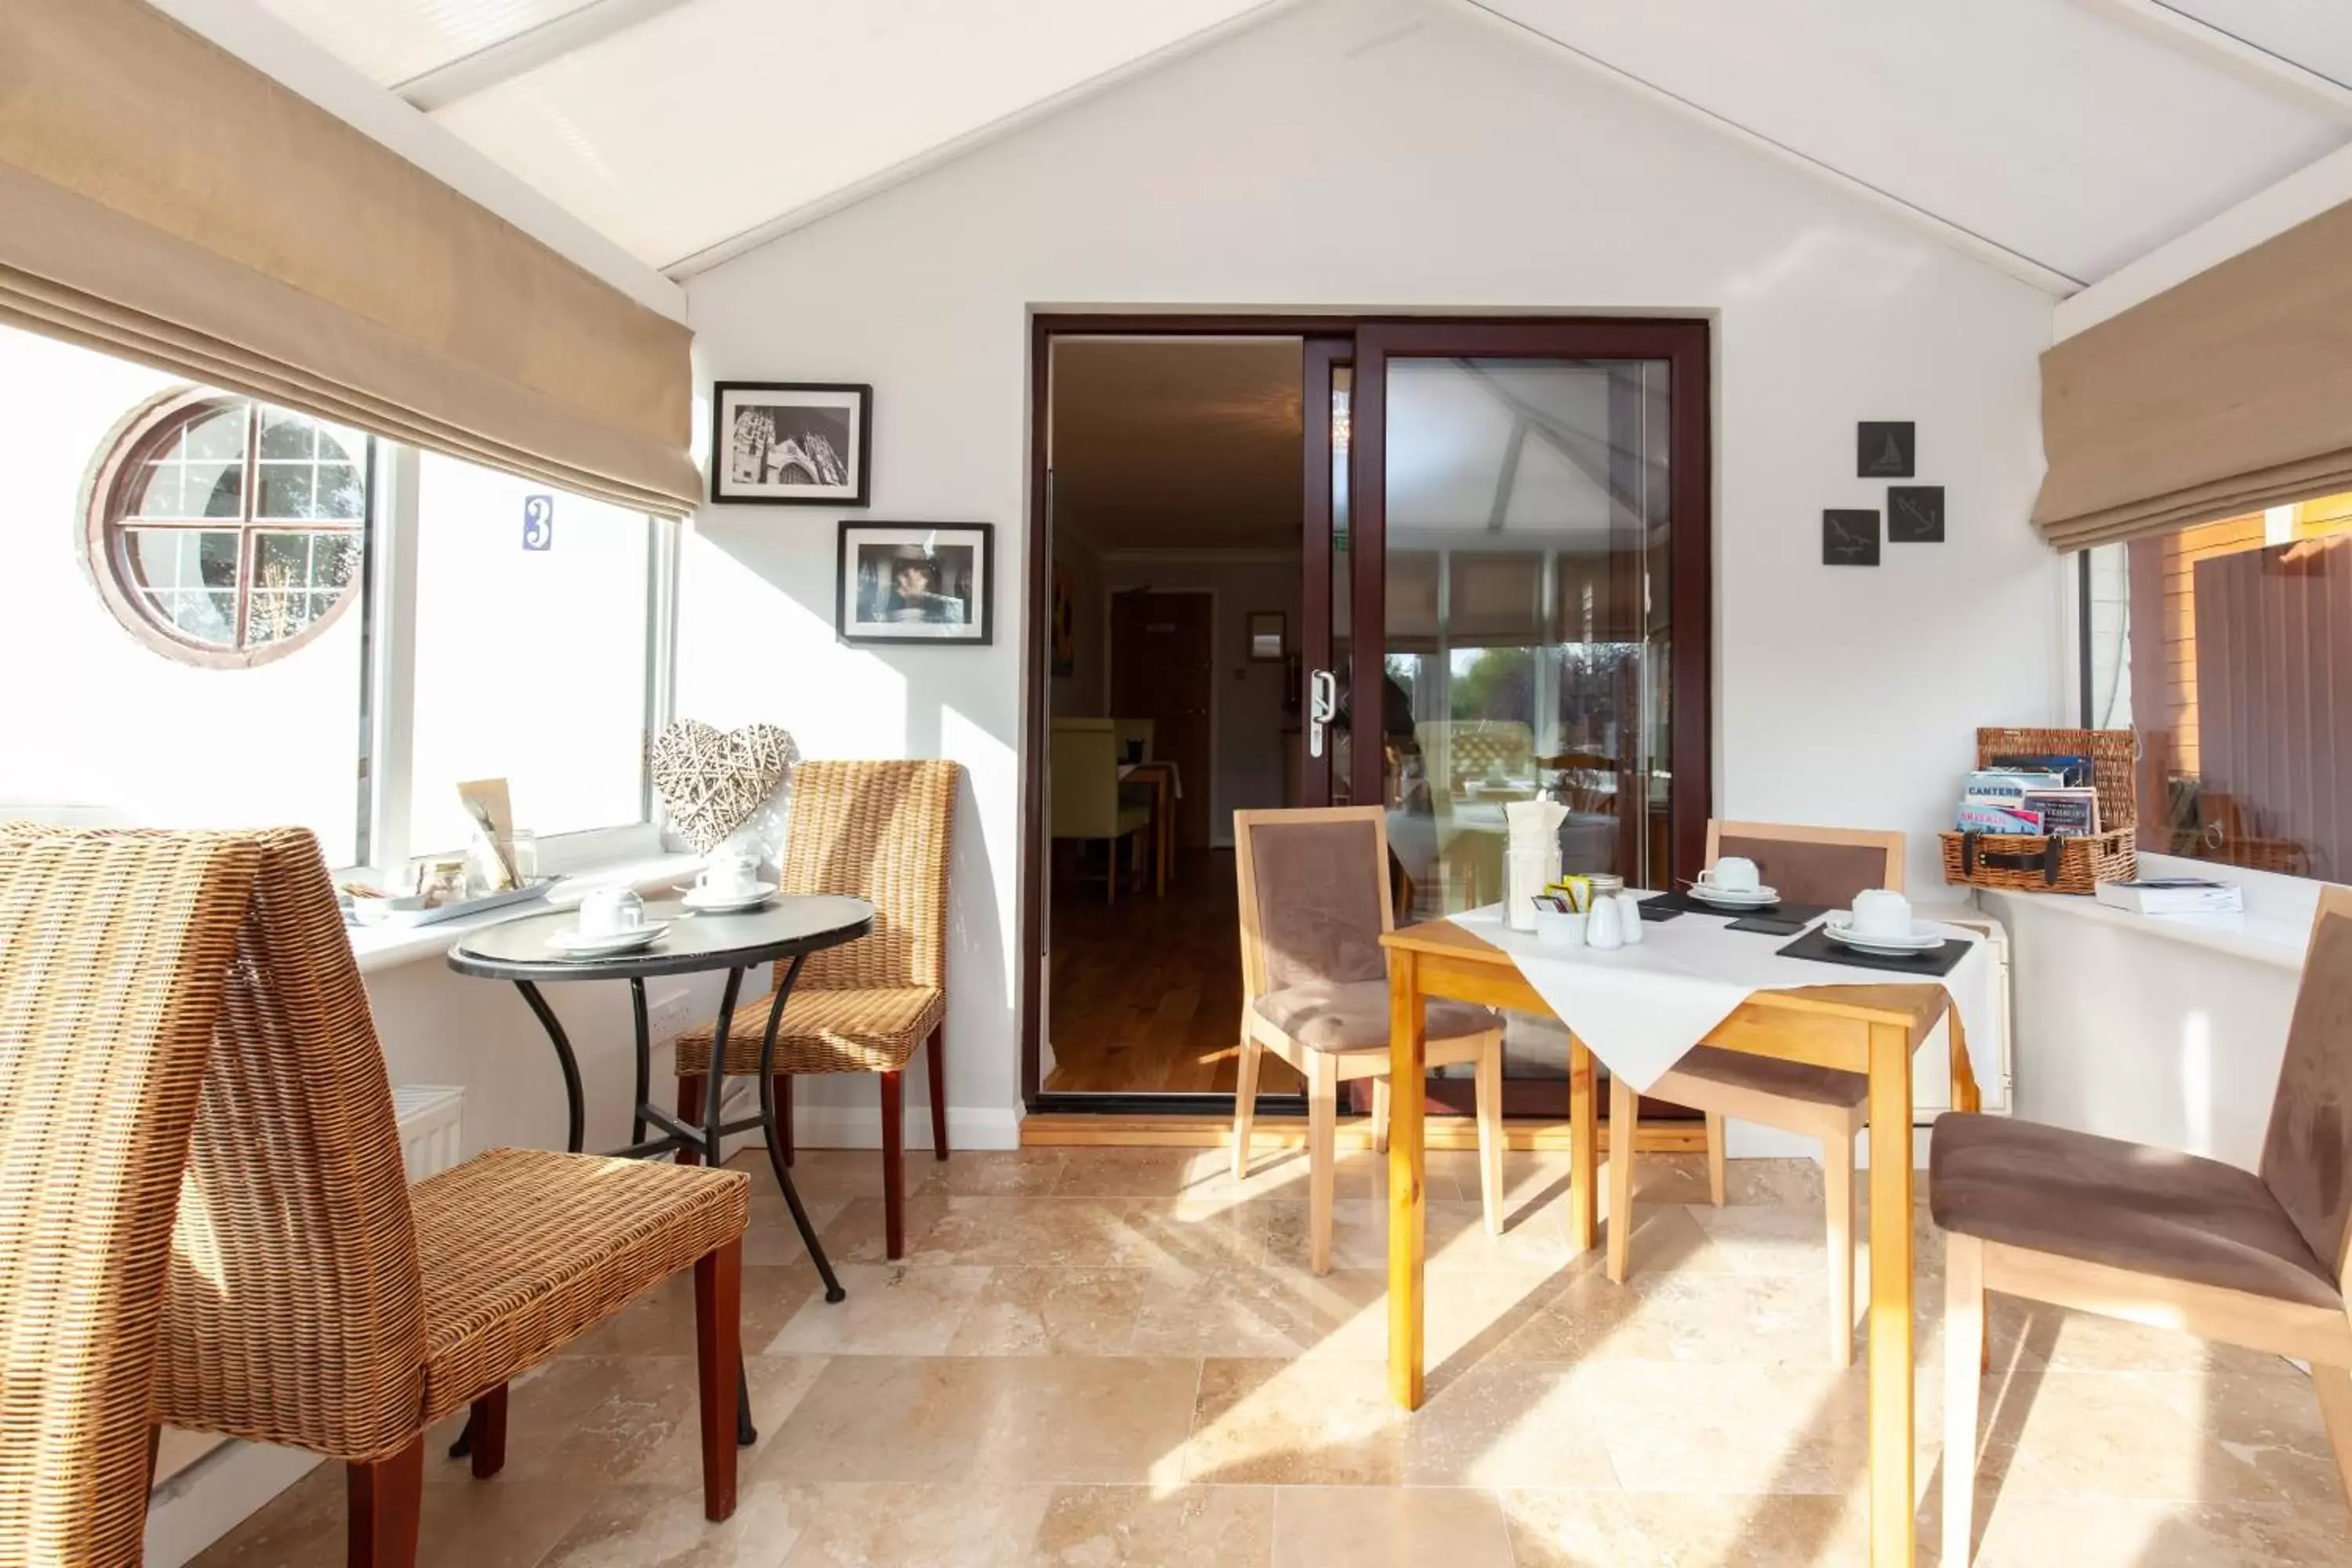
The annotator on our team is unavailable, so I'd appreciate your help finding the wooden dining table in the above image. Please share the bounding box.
[1381,916,1979,1568]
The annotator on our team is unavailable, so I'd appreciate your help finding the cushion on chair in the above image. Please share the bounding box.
[1654,1044,1869,1110]
[675,985,944,1077]
[1715,833,1896,909]
[1243,818,1388,993]
[1929,1115,2343,1311]
[413,1147,750,1425]
[1254,979,1500,1054]
[1116,803,1152,837]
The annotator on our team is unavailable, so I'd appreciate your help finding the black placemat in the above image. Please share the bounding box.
[1642,889,1831,924]
[1775,924,1973,978]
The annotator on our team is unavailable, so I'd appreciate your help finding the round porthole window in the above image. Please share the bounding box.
[83,390,371,667]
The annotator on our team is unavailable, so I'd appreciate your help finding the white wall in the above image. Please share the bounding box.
[678,0,2066,1138]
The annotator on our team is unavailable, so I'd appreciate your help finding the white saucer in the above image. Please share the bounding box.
[681,882,778,913]
[1688,882,1779,909]
[545,922,669,956]
[1823,916,1943,955]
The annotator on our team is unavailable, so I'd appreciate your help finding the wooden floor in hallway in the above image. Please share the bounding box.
[1046,848,1304,1096]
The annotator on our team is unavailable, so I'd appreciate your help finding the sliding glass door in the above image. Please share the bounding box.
[1341,321,1711,1105]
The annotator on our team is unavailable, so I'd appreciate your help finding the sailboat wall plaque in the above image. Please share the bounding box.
[1857,421,1915,478]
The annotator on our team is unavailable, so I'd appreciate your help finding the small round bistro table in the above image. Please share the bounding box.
[446,893,875,1446]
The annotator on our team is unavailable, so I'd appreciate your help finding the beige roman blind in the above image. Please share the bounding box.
[2036,198,2352,550]
[0,0,701,516]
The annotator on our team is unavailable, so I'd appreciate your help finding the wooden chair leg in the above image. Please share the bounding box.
[926,1022,949,1160]
[1308,1054,1337,1276]
[1106,839,1117,906]
[146,1425,161,1495]
[775,1073,793,1167]
[676,1075,705,1167]
[1943,1232,1985,1568]
[1704,1111,1727,1207]
[693,1240,742,1523]
[1606,1074,1637,1284]
[1473,1036,1504,1236]
[347,1435,423,1568]
[880,1070,906,1261]
[1825,1131,1856,1370]
[1232,1032,1262,1181]
[1370,1075,1392,1156]
[468,1385,508,1479]
[2312,1362,2352,1515]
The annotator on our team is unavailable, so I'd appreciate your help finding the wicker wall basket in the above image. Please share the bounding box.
[1938,726,2138,895]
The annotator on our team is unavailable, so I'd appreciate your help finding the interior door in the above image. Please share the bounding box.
[1109,590,1214,848]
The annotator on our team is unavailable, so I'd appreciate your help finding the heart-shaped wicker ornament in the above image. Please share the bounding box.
[649,720,798,851]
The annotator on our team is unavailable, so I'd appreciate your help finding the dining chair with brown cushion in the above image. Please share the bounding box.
[0,831,255,1566]
[4,823,753,1568]
[1232,806,1508,1274]
[1938,883,2352,1564]
[675,759,959,1262]
[1609,819,1907,1367]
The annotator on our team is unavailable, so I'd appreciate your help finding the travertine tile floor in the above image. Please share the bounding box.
[194,1145,2352,1566]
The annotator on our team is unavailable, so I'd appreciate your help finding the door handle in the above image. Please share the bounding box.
[1308,668,1338,758]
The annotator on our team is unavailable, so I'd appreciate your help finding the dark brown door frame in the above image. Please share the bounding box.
[1021,313,1714,1110]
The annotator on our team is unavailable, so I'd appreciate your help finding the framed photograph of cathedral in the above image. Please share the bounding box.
[710,381,871,506]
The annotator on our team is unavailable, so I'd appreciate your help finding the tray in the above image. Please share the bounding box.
[350,877,559,928]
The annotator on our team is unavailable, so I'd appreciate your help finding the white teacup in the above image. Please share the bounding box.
[1697,855,1762,895]
[696,855,760,900]
[1849,888,1913,940]
[578,887,646,938]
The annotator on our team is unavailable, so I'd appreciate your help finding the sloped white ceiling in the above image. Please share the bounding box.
[244,0,2352,288]
[1474,0,2346,284]
[2156,0,2352,89]
[256,0,602,85]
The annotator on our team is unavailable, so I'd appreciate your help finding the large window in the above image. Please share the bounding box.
[404,453,656,855]
[2088,491,2352,881]
[13,320,673,873]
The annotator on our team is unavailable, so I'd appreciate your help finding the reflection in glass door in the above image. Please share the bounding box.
[1350,324,1710,1105]
[1376,356,1674,909]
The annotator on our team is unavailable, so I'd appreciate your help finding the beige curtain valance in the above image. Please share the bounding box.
[2036,198,2352,551]
[0,0,701,517]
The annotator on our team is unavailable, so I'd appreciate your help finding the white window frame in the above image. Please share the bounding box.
[352,443,677,877]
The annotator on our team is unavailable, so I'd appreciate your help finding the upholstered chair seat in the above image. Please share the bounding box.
[1254,980,1499,1054]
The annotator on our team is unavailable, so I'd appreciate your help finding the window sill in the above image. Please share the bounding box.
[1975,886,2310,975]
[348,851,704,975]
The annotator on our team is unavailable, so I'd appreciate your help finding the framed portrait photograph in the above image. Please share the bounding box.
[837,522,993,646]
[710,381,871,506]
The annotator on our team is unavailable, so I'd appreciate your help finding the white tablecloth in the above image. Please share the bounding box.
[1447,901,1996,1093]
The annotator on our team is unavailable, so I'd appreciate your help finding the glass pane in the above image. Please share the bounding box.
[408,454,652,848]
[247,531,359,644]
[1381,358,1672,921]
[257,463,315,519]
[182,406,246,462]
[2122,497,2352,878]
[314,463,365,520]
[132,462,182,518]
[120,528,240,645]
[256,408,315,459]
[190,460,242,517]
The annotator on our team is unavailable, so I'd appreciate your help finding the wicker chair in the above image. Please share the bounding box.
[1609,819,1907,1367]
[676,760,959,1262]
[6,824,752,1568]
[0,831,256,1566]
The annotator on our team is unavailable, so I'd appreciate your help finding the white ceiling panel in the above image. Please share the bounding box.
[428,0,1278,268]
[2154,1,2352,89]
[253,0,604,85]
[1475,0,2347,281]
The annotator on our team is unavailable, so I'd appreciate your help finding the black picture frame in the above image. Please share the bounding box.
[710,381,873,506]
[1888,485,1945,543]
[836,521,993,646]
[1857,421,1915,479]
[1823,510,1881,566]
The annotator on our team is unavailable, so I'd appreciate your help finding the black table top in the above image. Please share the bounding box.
[445,894,876,982]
